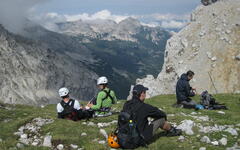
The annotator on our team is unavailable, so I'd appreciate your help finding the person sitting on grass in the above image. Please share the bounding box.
[57,87,92,121]
[176,70,197,109]
[87,76,117,117]
[118,84,182,148]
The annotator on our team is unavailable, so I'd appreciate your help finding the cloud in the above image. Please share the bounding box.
[161,20,187,29]
[31,9,189,31]
[0,0,48,34]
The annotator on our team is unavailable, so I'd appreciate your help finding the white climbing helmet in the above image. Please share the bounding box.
[58,87,69,97]
[97,76,108,85]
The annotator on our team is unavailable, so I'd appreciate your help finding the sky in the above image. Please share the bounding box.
[35,0,200,15]
[0,0,201,33]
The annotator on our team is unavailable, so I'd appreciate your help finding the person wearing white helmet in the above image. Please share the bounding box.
[87,76,117,117]
[56,87,82,120]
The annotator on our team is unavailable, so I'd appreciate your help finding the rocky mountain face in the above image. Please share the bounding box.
[0,25,98,105]
[55,17,166,43]
[129,0,240,99]
[39,18,171,99]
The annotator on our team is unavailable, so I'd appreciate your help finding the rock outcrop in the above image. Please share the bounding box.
[129,0,240,99]
[0,25,98,105]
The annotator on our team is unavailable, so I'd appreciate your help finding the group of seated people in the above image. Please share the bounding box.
[56,76,117,121]
[56,70,197,145]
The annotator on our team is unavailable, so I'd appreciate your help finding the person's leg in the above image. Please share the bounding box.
[151,118,181,136]
[152,118,166,134]
[181,99,196,109]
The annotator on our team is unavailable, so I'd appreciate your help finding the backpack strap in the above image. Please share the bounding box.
[60,99,75,109]
[102,90,114,104]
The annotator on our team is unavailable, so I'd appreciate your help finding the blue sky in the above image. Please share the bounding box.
[37,0,200,15]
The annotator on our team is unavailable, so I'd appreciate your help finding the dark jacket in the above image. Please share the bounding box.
[176,73,195,104]
[122,96,166,142]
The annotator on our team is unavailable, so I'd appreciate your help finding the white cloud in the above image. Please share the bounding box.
[31,9,189,30]
[64,10,130,23]
[161,20,187,29]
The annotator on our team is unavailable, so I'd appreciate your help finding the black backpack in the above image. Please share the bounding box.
[60,99,78,120]
[117,102,146,149]
[200,91,227,110]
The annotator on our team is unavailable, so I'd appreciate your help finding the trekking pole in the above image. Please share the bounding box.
[208,72,218,94]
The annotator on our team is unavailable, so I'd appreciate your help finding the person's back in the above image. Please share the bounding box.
[87,76,117,116]
[92,87,117,114]
[122,96,166,142]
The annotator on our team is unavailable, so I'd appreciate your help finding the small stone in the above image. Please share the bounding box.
[226,30,231,34]
[81,132,87,136]
[100,129,108,140]
[87,122,95,126]
[200,136,211,143]
[20,134,28,139]
[40,105,45,108]
[168,114,175,117]
[16,143,24,149]
[177,120,195,135]
[70,144,78,149]
[32,141,39,146]
[57,144,64,150]
[199,31,206,37]
[78,148,84,150]
[190,112,197,115]
[179,60,184,64]
[43,135,52,147]
[206,52,212,59]
[219,137,227,146]
[178,136,185,142]
[199,147,206,150]
[0,138,2,142]
[225,128,238,136]
[211,141,219,146]
[192,43,197,48]
[98,140,106,144]
[211,56,217,61]
[82,122,87,125]
[217,111,225,114]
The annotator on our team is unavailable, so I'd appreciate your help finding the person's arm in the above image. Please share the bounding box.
[186,82,195,97]
[74,100,81,110]
[91,92,105,110]
[111,91,117,104]
[57,103,65,119]
[146,104,167,120]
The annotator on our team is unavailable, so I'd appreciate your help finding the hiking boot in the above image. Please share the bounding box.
[166,127,182,136]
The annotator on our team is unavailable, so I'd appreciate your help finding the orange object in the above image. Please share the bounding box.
[108,133,120,148]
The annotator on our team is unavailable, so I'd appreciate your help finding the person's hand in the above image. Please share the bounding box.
[87,103,93,108]
[192,88,196,91]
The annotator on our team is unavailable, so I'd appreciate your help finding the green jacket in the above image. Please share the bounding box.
[91,88,117,113]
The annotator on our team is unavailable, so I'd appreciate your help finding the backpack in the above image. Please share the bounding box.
[200,91,227,110]
[91,89,115,110]
[117,102,146,149]
[60,99,77,120]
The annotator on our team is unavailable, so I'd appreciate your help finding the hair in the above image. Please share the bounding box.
[61,94,69,99]
[132,90,144,98]
[100,83,108,89]
[186,70,195,77]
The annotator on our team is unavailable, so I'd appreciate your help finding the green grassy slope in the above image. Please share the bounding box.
[0,94,240,150]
